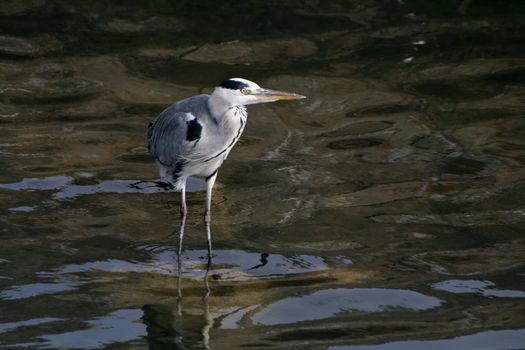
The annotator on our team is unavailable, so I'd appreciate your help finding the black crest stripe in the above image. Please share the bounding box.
[219,79,249,90]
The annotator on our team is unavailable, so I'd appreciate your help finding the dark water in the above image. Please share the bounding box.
[1,0,525,349]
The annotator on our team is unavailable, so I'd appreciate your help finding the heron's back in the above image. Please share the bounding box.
[148,94,246,186]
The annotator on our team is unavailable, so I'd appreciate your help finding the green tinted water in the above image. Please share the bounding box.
[0,1,524,349]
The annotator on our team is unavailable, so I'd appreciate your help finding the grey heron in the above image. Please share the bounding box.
[147,78,305,256]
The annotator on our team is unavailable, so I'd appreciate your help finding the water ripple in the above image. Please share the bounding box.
[432,279,525,298]
[0,175,205,203]
[252,288,443,325]
[18,309,146,349]
[329,329,525,350]
[39,248,329,281]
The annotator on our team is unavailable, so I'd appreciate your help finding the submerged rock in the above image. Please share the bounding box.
[57,56,194,105]
[320,121,394,138]
[455,87,525,116]
[327,138,384,150]
[321,182,426,208]
[275,166,343,186]
[134,46,197,59]
[286,240,363,251]
[182,38,317,65]
[96,16,186,34]
[403,241,525,275]
[371,208,525,227]
[262,75,417,134]
[412,58,525,82]
[370,24,425,39]
[0,34,62,57]
[0,0,45,15]
[0,62,100,101]
[401,132,461,162]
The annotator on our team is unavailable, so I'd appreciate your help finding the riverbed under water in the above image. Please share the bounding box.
[0,0,524,349]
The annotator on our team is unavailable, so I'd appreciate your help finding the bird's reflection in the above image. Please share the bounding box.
[248,253,269,270]
[142,224,214,349]
[177,229,214,349]
[201,256,213,349]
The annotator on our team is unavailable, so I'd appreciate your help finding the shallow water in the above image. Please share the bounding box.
[1,0,525,349]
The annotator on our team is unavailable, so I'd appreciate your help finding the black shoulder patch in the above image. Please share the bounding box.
[219,79,248,90]
[186,119,202,141]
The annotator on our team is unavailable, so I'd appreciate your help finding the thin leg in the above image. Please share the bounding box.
[176,241,183,316]
[179,181,187,257]
[180,181,187,220]
[177,181,187,317]
[204,172,218,258]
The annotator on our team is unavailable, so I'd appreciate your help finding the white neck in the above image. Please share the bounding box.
[208,91,240,119]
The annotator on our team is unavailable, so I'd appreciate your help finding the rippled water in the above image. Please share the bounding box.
[1,0,525,349]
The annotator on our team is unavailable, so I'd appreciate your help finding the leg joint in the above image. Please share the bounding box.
[206,169,218,182]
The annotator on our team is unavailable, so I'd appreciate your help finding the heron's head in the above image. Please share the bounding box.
[212,78,306,106]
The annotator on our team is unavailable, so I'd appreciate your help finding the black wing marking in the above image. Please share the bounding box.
[186,118,202,141]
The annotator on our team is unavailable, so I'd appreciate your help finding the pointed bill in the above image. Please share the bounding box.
[255,88,306,101]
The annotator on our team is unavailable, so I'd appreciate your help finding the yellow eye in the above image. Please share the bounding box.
[240,88,250,95]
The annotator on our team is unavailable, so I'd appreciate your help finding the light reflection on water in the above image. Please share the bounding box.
[431,280,525,298]
[219,305,259,330]
[0,175,205,202]
[7,206,36,213]
[0,281,81,300]
[20,309,146,350]
[329,329,525,350]
[0,248,330,302]
[37,248,330,281]
[251,288,443,325]
[0,318,64,334]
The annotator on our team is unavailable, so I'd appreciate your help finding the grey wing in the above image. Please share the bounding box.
[147,107,202,167]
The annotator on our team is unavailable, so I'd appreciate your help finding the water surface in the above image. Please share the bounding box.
[1,0,525,349]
